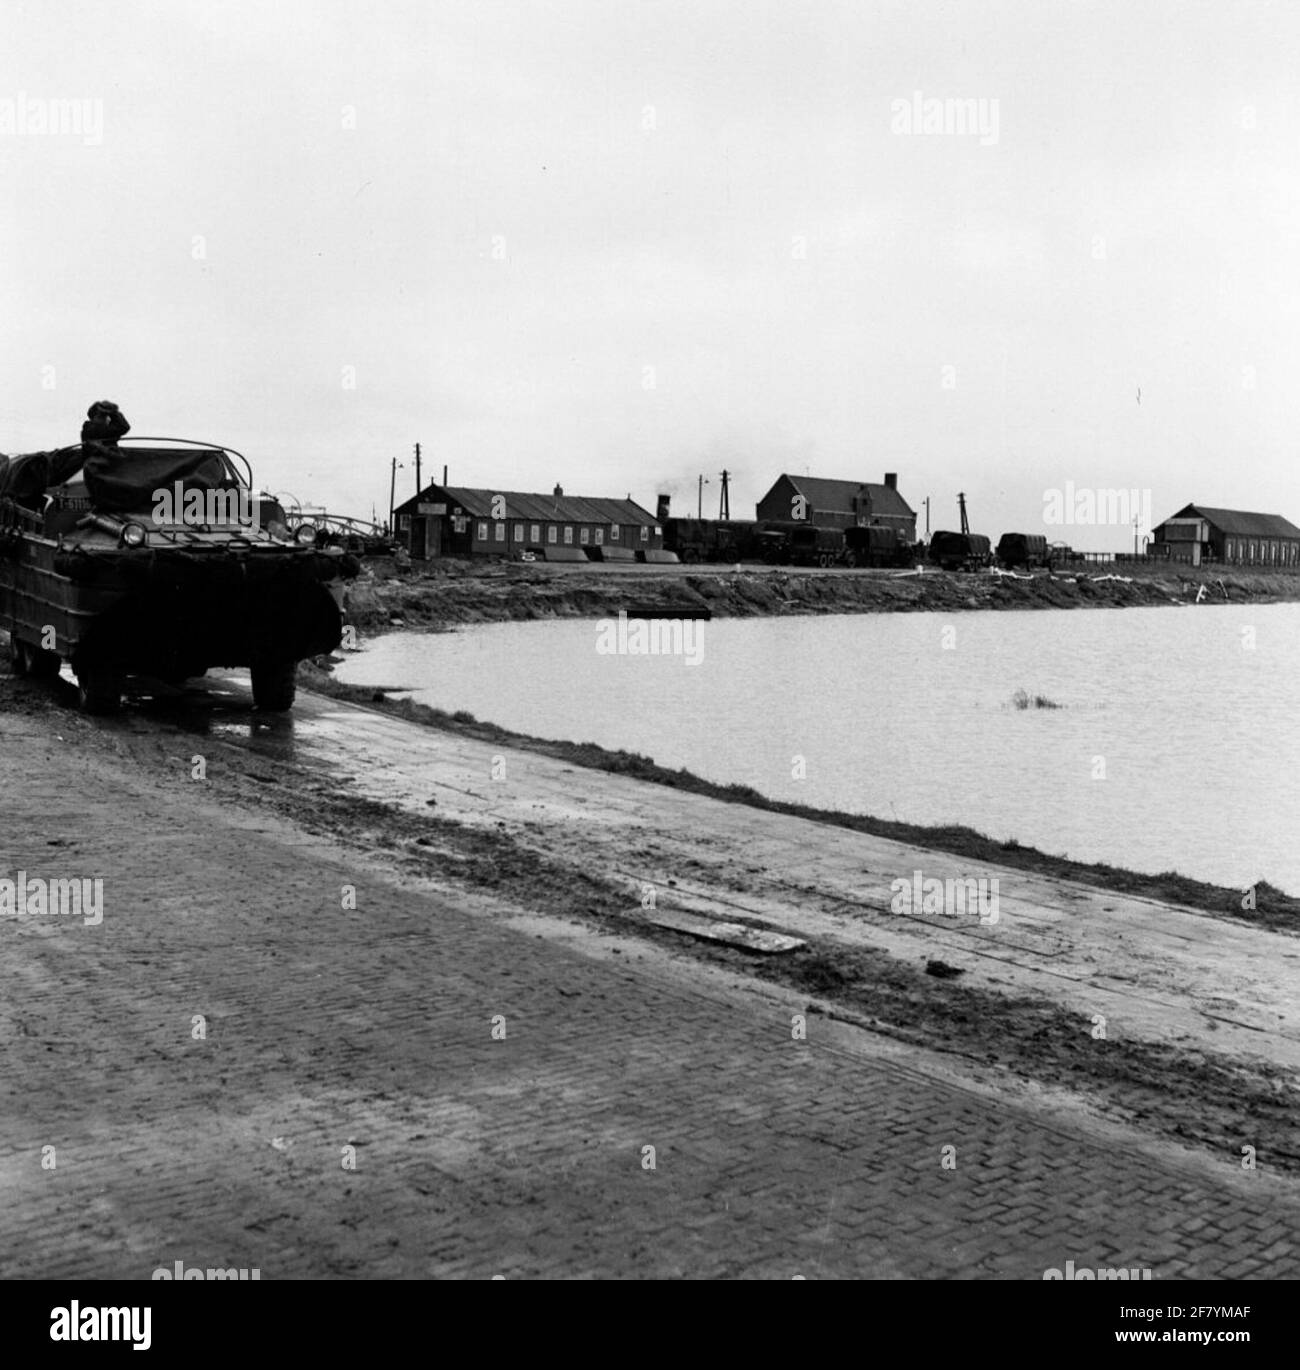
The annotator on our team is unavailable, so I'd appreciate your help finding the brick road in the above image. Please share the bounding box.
[2,705,1298,1279]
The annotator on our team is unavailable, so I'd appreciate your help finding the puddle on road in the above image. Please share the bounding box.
[185,688,491,825]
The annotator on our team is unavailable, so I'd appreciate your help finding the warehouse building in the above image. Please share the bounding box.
[755,473,917,540]
[1150,504,1300,567]
[394,483,662,560]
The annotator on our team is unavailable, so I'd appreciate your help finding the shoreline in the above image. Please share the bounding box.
[299,659,1299,931]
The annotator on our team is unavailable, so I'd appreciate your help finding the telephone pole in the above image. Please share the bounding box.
[414,442,422,495]
[718,469,730,520]
[389,457,405,532]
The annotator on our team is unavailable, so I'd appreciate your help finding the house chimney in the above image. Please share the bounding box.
[554,483,563,498]
[884,472,897,490]
[656,493,671,521]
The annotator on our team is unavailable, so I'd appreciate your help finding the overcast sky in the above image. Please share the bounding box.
[3,0,1298,545]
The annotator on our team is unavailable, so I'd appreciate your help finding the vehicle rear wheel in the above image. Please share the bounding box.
[28,645,62,679]
[76,666,123,715]
[251,660,297,712]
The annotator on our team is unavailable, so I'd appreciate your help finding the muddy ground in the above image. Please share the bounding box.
[341,557,1300,636]
[4,654,1297,1179]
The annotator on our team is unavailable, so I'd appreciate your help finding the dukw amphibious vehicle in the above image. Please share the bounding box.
[0,402,357,713]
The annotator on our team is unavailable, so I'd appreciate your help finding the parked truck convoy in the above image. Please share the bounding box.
[660,515,1056,572]
[662,517,922,567]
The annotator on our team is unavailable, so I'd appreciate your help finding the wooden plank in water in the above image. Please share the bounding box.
[622,605,712,619]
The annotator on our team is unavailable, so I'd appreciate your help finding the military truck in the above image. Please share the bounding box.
[929,530,993,571]
[0,407,357,713]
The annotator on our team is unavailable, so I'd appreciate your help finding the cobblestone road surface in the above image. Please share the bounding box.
[2,706,1297,1279]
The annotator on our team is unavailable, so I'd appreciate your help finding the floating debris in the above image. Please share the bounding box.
[1011,689,1063,710]
[640,907,805,953]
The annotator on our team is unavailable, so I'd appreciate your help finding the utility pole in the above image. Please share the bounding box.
[414,442,421,495]
[718,469,730,520]
[697,473,709,519]
[389,457,405,532]
[958,491,969,536]
[924,496,930,537]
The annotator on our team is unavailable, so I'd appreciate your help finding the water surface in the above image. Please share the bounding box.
[337,604,1300,894]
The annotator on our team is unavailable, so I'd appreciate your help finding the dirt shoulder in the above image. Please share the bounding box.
[341,556,1300,636]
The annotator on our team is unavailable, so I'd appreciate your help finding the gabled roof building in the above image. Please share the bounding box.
[755,473,916,539]
[394,483,662,560]
[1151,504,1300,567]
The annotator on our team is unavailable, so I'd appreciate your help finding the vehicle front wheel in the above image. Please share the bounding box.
[9,635,31,677]
[251,661,297,712]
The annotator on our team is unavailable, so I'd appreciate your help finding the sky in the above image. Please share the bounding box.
[2,0,1299,547]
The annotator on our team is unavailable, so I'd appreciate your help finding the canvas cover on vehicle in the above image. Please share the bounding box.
[0,444,234,514]
[80,445,235,514]
[0,447,88,503]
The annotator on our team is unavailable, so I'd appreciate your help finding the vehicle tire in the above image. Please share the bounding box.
[76,666,123,715]
[844,551,857,569]
[8,635,31,677]
[251,660,297,712]
[28,645,62,679]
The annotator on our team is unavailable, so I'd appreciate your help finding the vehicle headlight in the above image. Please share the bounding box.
[120,521,149,547]
[294,523,318,546]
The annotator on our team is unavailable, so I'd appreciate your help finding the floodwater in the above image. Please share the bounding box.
[335,603,1300,894]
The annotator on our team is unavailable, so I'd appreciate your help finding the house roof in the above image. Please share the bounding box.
[1162,504,1300,539]
[396,485,657,525]
[765,474,915,519]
